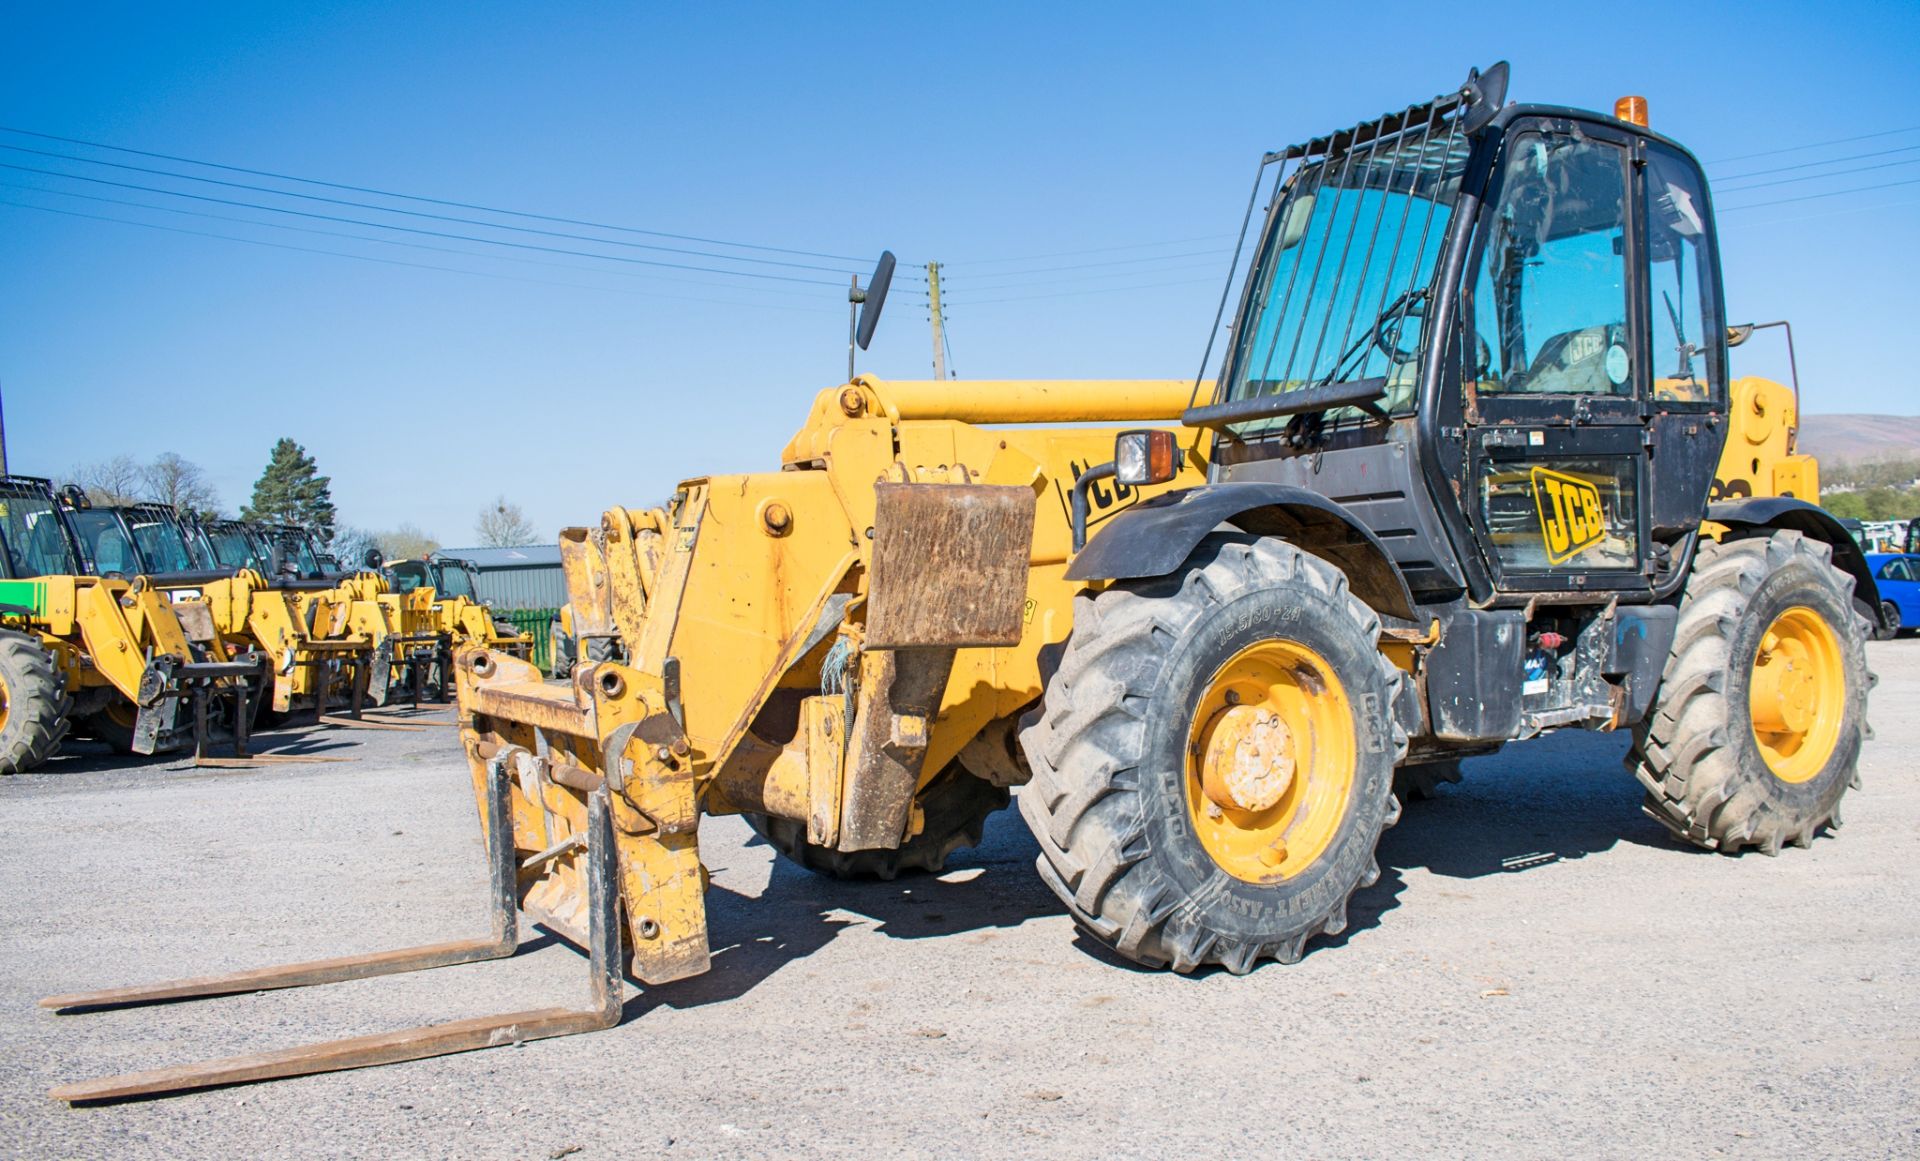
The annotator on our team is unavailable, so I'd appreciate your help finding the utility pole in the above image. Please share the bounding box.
[927,261,948,380]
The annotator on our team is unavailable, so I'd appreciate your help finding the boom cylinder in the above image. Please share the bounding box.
[863,377,1205,424]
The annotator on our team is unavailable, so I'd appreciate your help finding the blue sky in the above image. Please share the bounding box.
[3,2,1917,541]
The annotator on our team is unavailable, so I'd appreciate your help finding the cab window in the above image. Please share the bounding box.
[0,496,79,577]
[1645,146,1719,403]
[70,511,140,575]
[1470,130,1633,397]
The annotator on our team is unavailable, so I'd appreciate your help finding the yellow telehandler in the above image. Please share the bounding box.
[0,478,265,772]
[42,64,1875,1101]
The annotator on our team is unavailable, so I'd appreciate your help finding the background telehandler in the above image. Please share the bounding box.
[0,478,263,771]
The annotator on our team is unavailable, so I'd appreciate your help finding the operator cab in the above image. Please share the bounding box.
[0,477,85,579]
[1194,67,1725,606]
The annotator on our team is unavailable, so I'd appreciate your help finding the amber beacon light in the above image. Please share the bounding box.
[1614,95,1649,126]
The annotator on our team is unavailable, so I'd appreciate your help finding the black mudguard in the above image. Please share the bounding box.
[1708,497,1879,608]
[1066,483,1417,621]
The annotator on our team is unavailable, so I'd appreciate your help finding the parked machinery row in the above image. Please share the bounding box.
[0,478,529,773]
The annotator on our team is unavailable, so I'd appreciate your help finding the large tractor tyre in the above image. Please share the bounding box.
[79,700,139,755]
[1393,759,1464,803]
[0,631,71,774]
[1019,533,1407,975]
[1630,530,1872,854]
[748,764,1010,881]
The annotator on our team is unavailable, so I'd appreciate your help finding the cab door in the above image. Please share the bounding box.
[1457,116,1657,596]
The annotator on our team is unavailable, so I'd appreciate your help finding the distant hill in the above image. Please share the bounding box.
[1798,414,1920,465]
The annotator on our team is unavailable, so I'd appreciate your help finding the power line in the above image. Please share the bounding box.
[0,142,926,282]
[943,234,1237,266]
[0,124,917,269]
[1717,175,1920,212]
[944,274,1224,307]
[940,247,1234,282]
[2,161,857,287]
[0,178,838,300]
[1704,123,1920,166]
[1721,195,1920,230]
[948,257,1235,295]
[1714,142,1920,184]
[0,198,843,314]
[1715,154,1920,195]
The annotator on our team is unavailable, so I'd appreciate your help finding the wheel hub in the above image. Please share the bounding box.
[1185,638,1356,883]
[1749,606,1844,784]
[1199,704,1295,812]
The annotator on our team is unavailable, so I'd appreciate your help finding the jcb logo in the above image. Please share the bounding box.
[1531,467,1607,565]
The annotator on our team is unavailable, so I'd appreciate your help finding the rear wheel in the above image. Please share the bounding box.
[748,763,1008,880]
[1019,534,1406,974]
[79,699,139,755]
[0,631,71,774]
[1631,530,1871,853]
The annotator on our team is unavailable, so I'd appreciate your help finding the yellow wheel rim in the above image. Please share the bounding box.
[1749,606,1844,784]
[0,671,10,734]
[1186,638,1356,883]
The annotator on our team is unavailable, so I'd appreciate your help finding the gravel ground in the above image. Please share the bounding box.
[2,645,1917,1160]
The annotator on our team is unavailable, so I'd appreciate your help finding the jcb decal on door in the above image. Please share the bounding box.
[1530,467,1607,565]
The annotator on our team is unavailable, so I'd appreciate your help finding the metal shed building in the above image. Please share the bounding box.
[435,545,565,610]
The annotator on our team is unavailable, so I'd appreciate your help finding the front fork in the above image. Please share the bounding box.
[458,648,710,984]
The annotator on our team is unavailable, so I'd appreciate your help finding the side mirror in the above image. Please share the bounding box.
[364,548,385,570]
[854,251,896,352]
[1114,429,1181,487]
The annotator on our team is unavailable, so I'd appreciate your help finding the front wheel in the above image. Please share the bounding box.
[1631,530,1872,853]
[1878,600,1901,641]
[747,763,1009,880]
[0,631,70,774]
[1019,534,1406,974]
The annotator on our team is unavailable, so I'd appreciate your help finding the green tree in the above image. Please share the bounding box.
[241,438,336,539]
[1822,491,1867,520]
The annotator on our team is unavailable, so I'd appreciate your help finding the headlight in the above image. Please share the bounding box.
[1113,429,1180,487]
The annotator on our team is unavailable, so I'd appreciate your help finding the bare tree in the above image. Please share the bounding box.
[475,495,538,547]
[69,455,144,505]
[142,452,222,517]
[375,524,440,561]
[329,526,383,571]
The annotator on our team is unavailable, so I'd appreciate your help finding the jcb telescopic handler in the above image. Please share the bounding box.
[43,63,1874,1102]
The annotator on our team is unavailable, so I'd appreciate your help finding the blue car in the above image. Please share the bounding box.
[1864,553,1920,640]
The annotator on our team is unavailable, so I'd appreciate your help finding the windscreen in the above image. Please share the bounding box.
[123,508,196,573]
[68,510,142,575]
[434,561,477,600]
[1225,112,1473,426]
[267,529,322,577]
[206,525,267,570]
[387,561,431,593]
[0,492,79,577]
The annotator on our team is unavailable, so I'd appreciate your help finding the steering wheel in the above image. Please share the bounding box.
[1372,288,1427,364]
